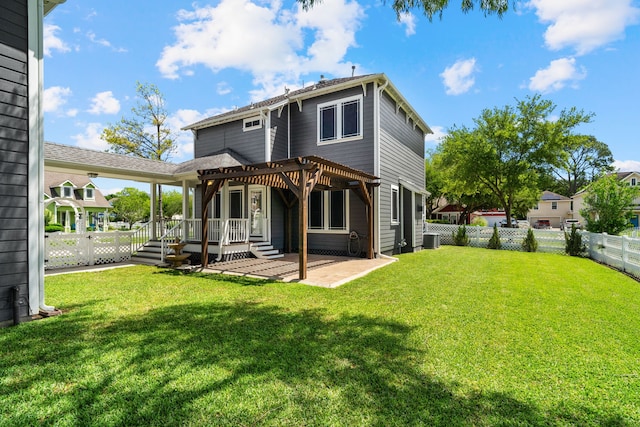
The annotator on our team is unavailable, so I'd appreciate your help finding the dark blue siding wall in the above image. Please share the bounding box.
[290,84,375,174]
[0,0,29,323]
[195,119,265,163]
[378,90,426,254]
[270,109,288,161]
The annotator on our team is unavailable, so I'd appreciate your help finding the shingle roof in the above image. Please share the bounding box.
[183,73,432,135]
[44,171,111,209]
[540,190,570,201]
[44,142,246,184]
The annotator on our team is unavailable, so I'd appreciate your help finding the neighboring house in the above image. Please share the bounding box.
[44,172,111,232]
[184,73,432,259]
[1,0,64,325]
[527,191,572,229]
[430,199,465,224]
[572,172,640,228]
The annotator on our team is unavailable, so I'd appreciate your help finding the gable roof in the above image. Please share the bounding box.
[44,171,111,209]
[182,73,432,135]
[540,190,570,201]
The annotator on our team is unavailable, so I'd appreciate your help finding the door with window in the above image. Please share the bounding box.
[249,186,265,239]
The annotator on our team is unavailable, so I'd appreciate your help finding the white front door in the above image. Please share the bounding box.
[249,186,265,238]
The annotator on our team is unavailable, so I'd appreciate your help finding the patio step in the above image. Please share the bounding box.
[131,240,163,265]
[250,241,284,260]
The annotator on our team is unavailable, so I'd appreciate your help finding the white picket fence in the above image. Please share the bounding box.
[45,231,133,269]
[424,223,640,280]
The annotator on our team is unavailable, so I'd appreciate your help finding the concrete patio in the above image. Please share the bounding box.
[45,254,397,288]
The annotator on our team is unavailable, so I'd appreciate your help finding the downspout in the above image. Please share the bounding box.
[373,79,388,256]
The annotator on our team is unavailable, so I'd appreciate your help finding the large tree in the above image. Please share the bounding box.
[101,82,176,220]
[110,187,151,229]
[547,135,614,196]
[580,174,639,235]
[298,0,512,20]
[437,95,593,227]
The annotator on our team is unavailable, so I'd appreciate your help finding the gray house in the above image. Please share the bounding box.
[1,0,65,325]
[185,74,431,268]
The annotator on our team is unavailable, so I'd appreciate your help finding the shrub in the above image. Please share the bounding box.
[45,223,64,233]
[565,225,586,257]
[522,228,538,252]
[470,216,488,227]
[453,225,470,246]
[487,224,501,249]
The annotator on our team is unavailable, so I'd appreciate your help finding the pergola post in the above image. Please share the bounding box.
[200,179,224,267]
[298,168,308,279]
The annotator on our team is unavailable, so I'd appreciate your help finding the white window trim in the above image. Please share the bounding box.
[84,187,95,201]
[317,94,363,145]
[62,186,73,198]
[551,201,558,210]
[308,190,350,234]
[391,184,400,225]
[243,116,262,132]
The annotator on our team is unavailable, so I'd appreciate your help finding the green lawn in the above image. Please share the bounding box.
[2,247,639,426]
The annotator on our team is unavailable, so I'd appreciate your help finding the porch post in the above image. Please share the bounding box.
[201,182,209,267]
[150,183,157,240]
[367,184,374,259]
[182,180,189,241]
[298,169,308,280]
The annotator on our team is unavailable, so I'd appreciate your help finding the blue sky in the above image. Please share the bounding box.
[43,0,640,194]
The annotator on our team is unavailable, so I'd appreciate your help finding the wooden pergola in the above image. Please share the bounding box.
[198,156,380,279]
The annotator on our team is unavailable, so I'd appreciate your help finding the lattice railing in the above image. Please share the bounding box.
[45,231,132,270]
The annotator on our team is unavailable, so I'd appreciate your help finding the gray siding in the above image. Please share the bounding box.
[0,0,29,323]
[290,84,375,174]
[270,109,288,161]
[195,118,265,163]
[378,90,426,255]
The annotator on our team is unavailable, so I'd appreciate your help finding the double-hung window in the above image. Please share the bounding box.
[308,190,348,232]
[85,188,94,200]
[63,186,73,198]
[318,95,362,144]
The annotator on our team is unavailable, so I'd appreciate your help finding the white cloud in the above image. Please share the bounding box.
[43,23,70,57]
[424,125,447,144]
[43,86,72,113]
[528,57,586,93]
[440,58,477,95]
[527,0,640,55]
[88,91,121,115]
[216,82,232,95]
[156,0,364,99]
[399,12,416,36]
[613,159,640,172]
[87,31,128,52]
[72,122,107,150]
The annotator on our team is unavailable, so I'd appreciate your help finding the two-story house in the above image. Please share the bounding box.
[572,172,640,228]
[527,190,572,229]
[44,172,112,232]
[183,74,432,270]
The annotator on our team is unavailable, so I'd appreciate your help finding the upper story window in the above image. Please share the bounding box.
[308,190,348,232]
[85,188,95,200]
[551,201,558,210]
[631,178,637,186]
[317,95,363,145]
[243,116,262,132]
[62,186,73,198]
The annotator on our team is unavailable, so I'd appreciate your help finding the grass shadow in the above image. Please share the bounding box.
[2,299,630,425]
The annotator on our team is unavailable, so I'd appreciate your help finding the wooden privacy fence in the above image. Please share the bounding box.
[424,223,640,280]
